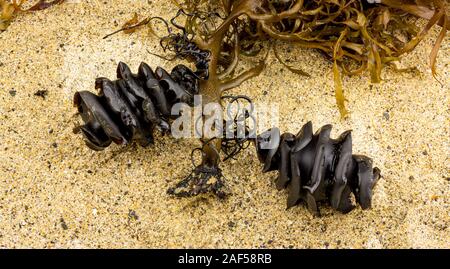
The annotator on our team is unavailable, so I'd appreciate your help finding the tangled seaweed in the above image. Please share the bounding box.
[0,0,65,31]
[120,0,447,117]
[168,139,227,199]
[220,94,255,161]
[74,62,198,150]
[255,122,381,215]
[104,11,212,80]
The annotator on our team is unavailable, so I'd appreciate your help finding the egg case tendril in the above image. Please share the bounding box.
[255,122,381,216]
[103,10,211,80]
[220,94,256,161]
[166,95,255,199]
[167,137,227,199]
[162,10,212,80]
[73,62,199,151]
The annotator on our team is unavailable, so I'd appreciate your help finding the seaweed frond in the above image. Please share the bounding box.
[160,0,446,117]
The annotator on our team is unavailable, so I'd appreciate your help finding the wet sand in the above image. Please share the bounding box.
[0,0,448,248]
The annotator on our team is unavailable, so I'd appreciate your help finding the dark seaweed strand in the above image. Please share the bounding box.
[255,122,381,216]
[160,31,211,80]
[74,62,199,151]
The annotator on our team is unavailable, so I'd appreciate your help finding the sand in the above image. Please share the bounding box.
[0,0,448,248]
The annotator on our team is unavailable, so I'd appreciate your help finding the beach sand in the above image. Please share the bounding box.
[0,0,448,248]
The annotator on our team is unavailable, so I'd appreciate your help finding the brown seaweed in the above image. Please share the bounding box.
[157,0,448,117]
[27,0,64,11]
[0,0,65,31]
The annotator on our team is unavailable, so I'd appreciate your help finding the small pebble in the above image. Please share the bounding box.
[34,90,48,99]
[128,210,139,221]
[60,218,68,230]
